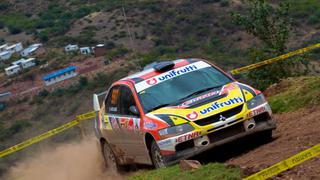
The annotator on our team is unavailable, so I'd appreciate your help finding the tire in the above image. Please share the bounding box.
[150,140,166,168]
[101,140,122,173]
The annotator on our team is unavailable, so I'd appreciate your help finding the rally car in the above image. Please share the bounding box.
[93,58,276,171]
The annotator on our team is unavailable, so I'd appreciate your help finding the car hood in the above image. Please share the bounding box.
[146,82,257,125]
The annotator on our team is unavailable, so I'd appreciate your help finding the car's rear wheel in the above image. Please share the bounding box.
[150,141,166,168]
[101,140,122,173]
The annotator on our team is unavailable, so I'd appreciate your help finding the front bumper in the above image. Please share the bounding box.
[159,113,276,166]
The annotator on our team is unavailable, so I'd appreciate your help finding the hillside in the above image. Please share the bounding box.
[0,0,320,179]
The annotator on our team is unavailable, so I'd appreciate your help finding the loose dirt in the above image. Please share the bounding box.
[227,107,320,179]
[3,137,125,180]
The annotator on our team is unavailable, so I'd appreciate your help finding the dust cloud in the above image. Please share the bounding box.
[4,137,124,180]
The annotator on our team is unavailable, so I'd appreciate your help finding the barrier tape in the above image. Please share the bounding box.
[0,111,96,158]
[76,111,96,120]
[243,143,320,180]
[231,43,320,75]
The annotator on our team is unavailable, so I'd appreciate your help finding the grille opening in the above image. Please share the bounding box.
[194,105,243,126]
[175,140,194,152]
[208,122,245,143]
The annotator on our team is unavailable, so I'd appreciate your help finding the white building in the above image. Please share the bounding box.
[5,43,23,54]
[5,58,36,76]
[0,51,12,61]
[5,65,21,76]
[80,47,92,55]
[0,44,8,52]
[21,58,36,68]
[65,44,79,53]
[12,58,36,68]
[21,43,42,57]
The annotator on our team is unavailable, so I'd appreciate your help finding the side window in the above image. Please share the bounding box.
[119,86,137,116]
[105,86,120,114]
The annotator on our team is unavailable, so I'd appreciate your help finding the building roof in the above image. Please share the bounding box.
[6,44,17,49]
[0,44,8,49]
[25,58,35,62]
[21,44,42,55]
[0,51,11,56]
[65,44,78,48]
[96,44,105,47]
[42,66,76,81]
[5,64,20,71]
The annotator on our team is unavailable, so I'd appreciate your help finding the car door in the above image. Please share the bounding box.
[103,85,124,147]
[117,85,146,159]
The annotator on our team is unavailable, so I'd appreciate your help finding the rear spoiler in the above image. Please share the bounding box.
[93,91,108,111]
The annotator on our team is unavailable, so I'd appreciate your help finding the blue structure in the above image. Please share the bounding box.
[43,66,77,86]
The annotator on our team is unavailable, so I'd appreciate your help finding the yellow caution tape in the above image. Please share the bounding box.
[231,43,320,75]
[243,143,320,180]
[0,111,97,158]
[76,111,96,120]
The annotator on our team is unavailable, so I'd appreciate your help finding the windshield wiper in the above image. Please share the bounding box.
[148,103,171,112]
[179,85,222,101]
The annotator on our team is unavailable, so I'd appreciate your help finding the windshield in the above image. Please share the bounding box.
[137,63,232,113]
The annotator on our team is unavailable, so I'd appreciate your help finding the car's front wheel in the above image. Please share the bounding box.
[101,140,122,173]
[150,141,166,168]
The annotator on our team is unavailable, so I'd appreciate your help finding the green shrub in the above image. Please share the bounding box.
[38,89,49,97]
[220,0,229,7]
[78,76,88,87]
[308,15,320,25]
[37,31,49,42]
[51,88,66,97]
[8,25,22,34]
[0,2,9,11]
[0,103,6,111]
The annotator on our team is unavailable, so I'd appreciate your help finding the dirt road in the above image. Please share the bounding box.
[227,107,320,179]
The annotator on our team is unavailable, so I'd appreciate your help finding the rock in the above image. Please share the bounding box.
[179,160,202,171]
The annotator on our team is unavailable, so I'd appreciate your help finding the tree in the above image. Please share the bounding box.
[232,0,292,90]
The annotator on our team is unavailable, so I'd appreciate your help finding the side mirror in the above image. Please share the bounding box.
[129,105,139,116]
[93,94,100,111]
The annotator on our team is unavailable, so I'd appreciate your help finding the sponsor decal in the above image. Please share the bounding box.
[134,118,140,131]
[247,106,266,118]
[158,139,172,147]
[186,111,199,120]
[200,97,244,115]
[109,117,119,129]
[176,131,201,143]
[180,90,220,107]
[219,83,237,95]
[146,78,157,85]
[135,61,211,92]
[144,121,157,129]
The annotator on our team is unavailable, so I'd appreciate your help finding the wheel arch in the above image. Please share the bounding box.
[145,132,155,152]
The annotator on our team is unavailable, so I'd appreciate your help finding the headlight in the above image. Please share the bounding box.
[158,123,194,138]
[247,94,266,109]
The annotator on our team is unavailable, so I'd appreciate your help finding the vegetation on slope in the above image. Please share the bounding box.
[267,76,320,113]
[130,163,241,180]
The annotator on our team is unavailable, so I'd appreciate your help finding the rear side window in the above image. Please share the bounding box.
[105,86,120,114]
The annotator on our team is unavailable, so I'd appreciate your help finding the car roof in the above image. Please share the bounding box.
[121,58,202,84]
